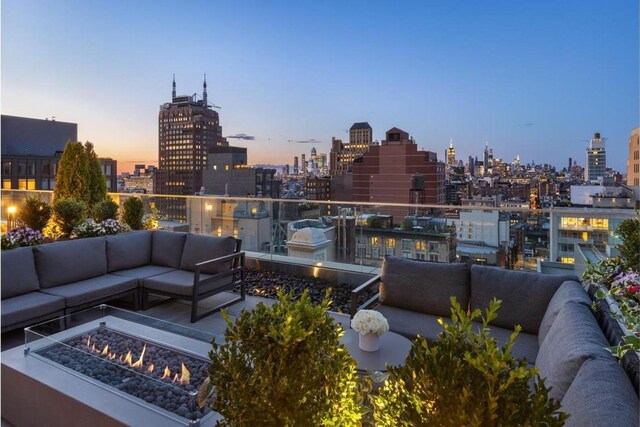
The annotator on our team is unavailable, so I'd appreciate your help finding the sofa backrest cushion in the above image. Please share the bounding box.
[470,265,578,334]
[1,247,41,299]
[151,231,188,268]
[34,237,108,288]
[180,235,238,274]
[106,231,153,272]
[560,357,638,427]
[538,281,592,346]
[535,301,610,402]
[380,257,470,317]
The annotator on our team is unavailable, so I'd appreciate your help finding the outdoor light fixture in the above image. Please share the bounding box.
[7,206,17,230]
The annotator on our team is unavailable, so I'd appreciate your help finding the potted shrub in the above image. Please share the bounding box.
[51,198,86,238]
[121,197,145,230]
[202,290,362,426]
[17,196,52,232]
[92,198,119,223]
[372,297,566,426]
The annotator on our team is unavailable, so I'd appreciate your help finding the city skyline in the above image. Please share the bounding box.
[2,1,638,173]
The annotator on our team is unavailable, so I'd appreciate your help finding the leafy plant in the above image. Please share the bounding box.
[121,197,144,230]
[52,198,86,237]
[616,215,640,271]
[17,196,52,231]
[73,219,129,238]
[372,297,566,426]
[92,198,119,222]
[203,290,362,426]
[1,226,45,249]
[54,141,107,206]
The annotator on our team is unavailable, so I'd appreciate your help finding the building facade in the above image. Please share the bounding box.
[330,122,374,176]
[156,76,224,197]
[1,115,116,191]
[628,127,639,187]
[584,132,607,182]
[351,127,445,220]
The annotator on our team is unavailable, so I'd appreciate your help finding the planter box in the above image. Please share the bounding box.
[587,283,640,395]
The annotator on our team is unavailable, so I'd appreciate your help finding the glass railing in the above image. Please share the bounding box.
[1,190,635,274]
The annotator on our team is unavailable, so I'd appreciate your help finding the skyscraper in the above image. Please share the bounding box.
[584,132,606,182]
[330,122,373,176]
[447,139,456,166]
[156,75,225,197]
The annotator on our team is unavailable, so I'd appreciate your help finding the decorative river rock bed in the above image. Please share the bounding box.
[241,268,377,313]
[35,327,211,421]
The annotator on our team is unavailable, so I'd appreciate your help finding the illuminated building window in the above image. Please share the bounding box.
[415,241,426,251]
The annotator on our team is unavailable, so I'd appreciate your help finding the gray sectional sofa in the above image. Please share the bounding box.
[1,230,245,332]
[351,256,639,427]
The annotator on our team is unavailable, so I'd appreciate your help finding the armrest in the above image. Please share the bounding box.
[350,275,382,318]
[193,252,246,292]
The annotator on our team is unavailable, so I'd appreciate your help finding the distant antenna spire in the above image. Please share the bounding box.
[203,74,208,107]
[449,138,453,148]
[172,74,176,100]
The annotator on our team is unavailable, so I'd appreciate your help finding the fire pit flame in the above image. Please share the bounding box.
[84,335,191,385]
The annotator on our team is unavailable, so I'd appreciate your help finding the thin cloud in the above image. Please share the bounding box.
[226,133,255,140]
[287,138,322,144]
[518,123,535,127]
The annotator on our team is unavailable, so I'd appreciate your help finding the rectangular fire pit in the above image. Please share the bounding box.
[2,306,223,427]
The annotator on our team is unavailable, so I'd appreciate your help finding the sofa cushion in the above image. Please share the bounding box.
[143,270,233,297]
[1,247,41,299]
[34,237,108,288]
[180,235,237,274]
[106,231,152,272]
[538,281,592,346]
[561,357,639,427]
[151,231,188,268]
[40,274,137,308]
[380,257,470,317]
[471,322,539,365]
[1,292,65,328]
[111,265,176,281]
[470,265,577,334]
[535,301,611,402]
[375,305,450,341]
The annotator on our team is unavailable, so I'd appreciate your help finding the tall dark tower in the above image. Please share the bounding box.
[172,74,176,101]
[157,75,226,219]
[203,74,207,107]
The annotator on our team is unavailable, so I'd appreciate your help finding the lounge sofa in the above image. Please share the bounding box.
[1,230,245,332]
[351,256,638,426]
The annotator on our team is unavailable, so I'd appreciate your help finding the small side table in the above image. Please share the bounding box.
[340,329,412,372]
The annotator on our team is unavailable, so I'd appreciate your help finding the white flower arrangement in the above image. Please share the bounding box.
[351,310,389,336]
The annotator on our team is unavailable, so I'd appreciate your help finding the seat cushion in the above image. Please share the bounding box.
[40,274,137,308]
[561,358,639,427]
[538,281,592,346]
[143,270,233,297]
[380,257,470,317]
[180,235,237,274]
[376,305,450,341]
[535,301,611,402]
[472,322,539,364]
[151,231,188,268]
[111,265,176,281]
[470,265,578,334]
[1,292,65,328]
[106,231,152,272]
[1,247,40,299]
[34,237,108,288]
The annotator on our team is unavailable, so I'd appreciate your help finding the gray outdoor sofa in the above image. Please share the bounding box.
[351,256,639,427]
[1,230,245,332]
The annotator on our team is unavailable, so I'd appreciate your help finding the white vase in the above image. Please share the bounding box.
[359,333,380,352]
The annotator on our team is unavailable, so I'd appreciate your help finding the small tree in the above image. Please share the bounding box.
[92,198,119,222]
[121,197,144,230]
[616,215,640,271]
[204,291,362,426]
[54,141,107,206]
[373,297,566,426]
[52,198,86,237]
[17,196,52,231]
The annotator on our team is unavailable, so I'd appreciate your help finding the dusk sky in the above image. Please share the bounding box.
[2,0,638,174]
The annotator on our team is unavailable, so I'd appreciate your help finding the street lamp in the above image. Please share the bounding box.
[7,206,17,230]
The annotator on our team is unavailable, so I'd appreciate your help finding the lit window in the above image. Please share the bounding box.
[217,226,222,237]
[415,241,426,251]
